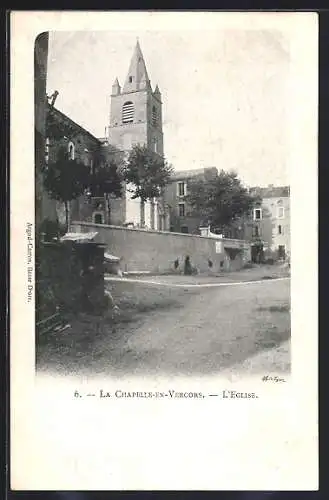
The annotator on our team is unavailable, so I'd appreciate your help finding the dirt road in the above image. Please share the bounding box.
[37,276,290,377]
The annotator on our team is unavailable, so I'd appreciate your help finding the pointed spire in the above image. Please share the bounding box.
[123,40,151,93]
[112,77,121,96]
[153,84,162,103]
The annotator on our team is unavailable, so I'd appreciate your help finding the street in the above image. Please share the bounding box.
[36,270,290,377]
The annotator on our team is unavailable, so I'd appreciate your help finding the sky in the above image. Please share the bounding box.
[46,29,291,187]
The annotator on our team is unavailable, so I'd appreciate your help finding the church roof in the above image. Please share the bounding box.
[123,40,151,93]
[46,103,100,145]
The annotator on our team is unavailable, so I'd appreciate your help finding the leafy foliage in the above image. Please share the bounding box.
[186,169,260,234]
[43,147,90,230]
[43,147,90,203]
[123,144,173,201]
[88,160,122,199]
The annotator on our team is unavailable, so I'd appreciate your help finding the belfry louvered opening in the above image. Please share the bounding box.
[122,101,134,123]
[152,105,157,126]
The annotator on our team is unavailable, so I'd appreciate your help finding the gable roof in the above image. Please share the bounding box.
[170,167,218,182]
[250,185,290,198]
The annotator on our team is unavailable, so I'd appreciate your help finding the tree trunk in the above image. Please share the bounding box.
[64,201,70,232]
[106,194,111,224]
[150,198,155,230]
[140,200,145,227]
[165,210,170,232]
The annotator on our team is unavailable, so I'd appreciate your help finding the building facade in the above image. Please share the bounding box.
[108,40,169,231]
[163,167,218,234]
[45,105,125,227]
[244,185,290,261]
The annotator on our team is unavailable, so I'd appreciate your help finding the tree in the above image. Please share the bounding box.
[123,144,173,227]
[87,159,123,223]
[185,169,260,237]
[43,147,90,231]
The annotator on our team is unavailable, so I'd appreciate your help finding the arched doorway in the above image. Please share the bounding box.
[93,212,104,224]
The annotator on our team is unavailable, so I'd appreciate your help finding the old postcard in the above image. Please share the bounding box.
[10,11,318,490]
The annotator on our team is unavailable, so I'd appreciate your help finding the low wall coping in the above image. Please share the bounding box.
[71,220,250,247]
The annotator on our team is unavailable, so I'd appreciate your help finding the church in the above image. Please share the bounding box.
[46,40,171,232]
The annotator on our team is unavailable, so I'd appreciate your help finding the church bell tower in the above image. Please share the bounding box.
[108,41,168,230]
[109,40,164,156]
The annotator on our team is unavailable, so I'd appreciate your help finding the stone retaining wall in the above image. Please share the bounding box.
[71,222,251,274]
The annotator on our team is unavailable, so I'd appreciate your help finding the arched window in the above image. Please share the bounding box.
[68,141,75,160]
[152,105,157,126]
[122,101,134,123]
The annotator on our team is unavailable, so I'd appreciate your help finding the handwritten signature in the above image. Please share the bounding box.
[262,375,286,383]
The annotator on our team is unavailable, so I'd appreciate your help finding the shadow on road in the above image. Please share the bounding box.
[36,278,291,378]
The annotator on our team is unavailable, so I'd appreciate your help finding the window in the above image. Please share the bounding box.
[68,141,75,160]
[278,225,282,235]
[129,76,133,83]
[45,137,50,164]
[122,101,134,123]
[177,182,186,197]
[152,105,157,126]
[181,226,189,233]
[277,206,285,219]
[253,208,262,220]
[178,203,185,217]
[253,225,259,237]
[278,245,286,260]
